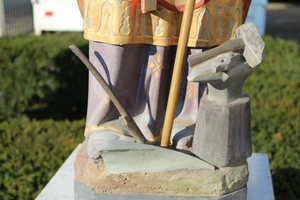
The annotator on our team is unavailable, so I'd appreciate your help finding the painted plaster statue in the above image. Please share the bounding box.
[72,21,265,199]
[76,0,251,161]
[71,0,268,197]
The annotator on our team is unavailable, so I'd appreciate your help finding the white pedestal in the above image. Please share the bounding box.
[35,144,274,200]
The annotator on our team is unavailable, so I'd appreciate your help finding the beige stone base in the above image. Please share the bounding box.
[74,140,249,197]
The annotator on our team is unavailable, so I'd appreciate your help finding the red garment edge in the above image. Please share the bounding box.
[157,0,206,12]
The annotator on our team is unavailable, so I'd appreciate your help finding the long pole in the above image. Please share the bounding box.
[160,0,196,147]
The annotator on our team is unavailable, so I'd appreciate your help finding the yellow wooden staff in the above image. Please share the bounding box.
[160,0,196,147]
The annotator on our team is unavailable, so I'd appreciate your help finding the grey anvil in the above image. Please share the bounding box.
[187,23,265,102]
[186,22,265,166]
[188,52,262,102]
[97,140,215,174]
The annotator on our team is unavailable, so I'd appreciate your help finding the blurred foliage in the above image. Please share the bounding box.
[0,34,299,199]
[244,36,300,200]
[0,33,88,121]
[0,33,87,200]
[0,117,85,199]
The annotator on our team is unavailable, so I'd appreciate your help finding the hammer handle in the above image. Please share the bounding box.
[188,38,245,67]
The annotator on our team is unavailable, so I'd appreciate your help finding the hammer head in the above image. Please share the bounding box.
[234,22,265,68]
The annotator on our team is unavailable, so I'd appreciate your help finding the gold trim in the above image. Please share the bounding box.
[149,53,165,79]
[173,120,195,127]
[187,82,198,100]
[85,125,124,135]
[148,133,162,142]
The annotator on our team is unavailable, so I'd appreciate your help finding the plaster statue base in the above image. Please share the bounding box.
[74,179,247,200]
[74,141,249,198]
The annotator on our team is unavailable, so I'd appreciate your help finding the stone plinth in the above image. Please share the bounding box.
[35,144,275,200]
[192,95,252,167]
[74,179,247,200]
[74,141,249,198]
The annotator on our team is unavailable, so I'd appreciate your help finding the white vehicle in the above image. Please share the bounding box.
[31,0,83,35]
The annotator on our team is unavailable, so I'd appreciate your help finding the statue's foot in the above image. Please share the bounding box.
[171,121,195,150]
[87,132,120,162]
[87,127,123,162]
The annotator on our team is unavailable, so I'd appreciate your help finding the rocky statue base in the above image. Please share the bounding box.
[74,141,249,199]
[74,179,247,200]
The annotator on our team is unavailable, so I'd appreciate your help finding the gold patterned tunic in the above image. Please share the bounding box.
[81,0,245,47]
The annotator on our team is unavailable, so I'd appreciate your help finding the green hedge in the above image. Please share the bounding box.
[0,33,88,200]
[0,33,88,121]
[0,117,85,199]
[0,34,299,200]
[243,36,300,200]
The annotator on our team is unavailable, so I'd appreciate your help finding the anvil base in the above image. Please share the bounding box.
[192,95,252,167]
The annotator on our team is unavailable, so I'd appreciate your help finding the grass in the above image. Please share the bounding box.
[244,36,300,200]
